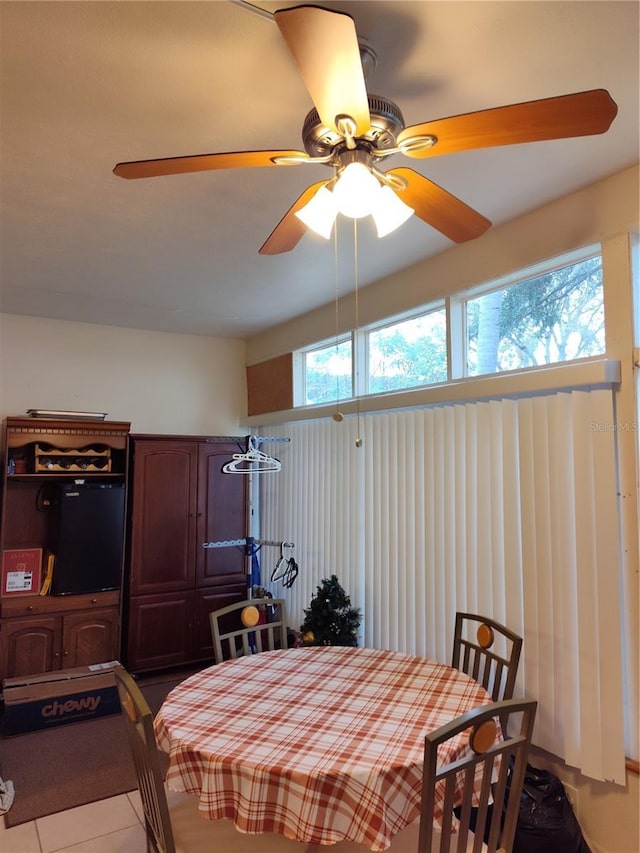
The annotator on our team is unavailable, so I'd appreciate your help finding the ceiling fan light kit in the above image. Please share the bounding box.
[295,163,415,239]
[113,4,618,255]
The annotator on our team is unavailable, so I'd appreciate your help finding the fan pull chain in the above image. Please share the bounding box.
[230,0,274,22]
[332,218,344,423]
[353,218,363,448]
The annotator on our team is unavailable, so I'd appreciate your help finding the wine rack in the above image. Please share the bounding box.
[34,443,112,473]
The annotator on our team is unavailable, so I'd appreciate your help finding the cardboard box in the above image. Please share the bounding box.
[1,661,122,736]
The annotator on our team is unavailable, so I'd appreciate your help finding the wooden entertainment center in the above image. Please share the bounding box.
[0,416,250,681]
[0,416,130,680]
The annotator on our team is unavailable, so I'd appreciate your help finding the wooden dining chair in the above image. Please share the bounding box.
[210,597,288,664]
[114,664,305,852]
[451,612,523,701]
[417,697,537,853]
[114,664,214,853]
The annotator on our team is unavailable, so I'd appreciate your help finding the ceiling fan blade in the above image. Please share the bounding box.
[398,89,618,158]
[275,5,370,136]
[259,180,330,255]
[113,149,308,179]
[389,168,491,243]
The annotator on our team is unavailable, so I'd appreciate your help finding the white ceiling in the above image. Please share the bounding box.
[1,1,638,339]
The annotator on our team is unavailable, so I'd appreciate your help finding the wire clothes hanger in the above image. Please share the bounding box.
[270,541,298,588]
[222,435,281,474]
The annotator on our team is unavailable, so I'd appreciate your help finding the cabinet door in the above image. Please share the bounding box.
[0,616,60,678]
[126,592,193,672]
[129,441,198,594]
[196,443,247,587]
[192,584,247,662]
[62,608,119,668]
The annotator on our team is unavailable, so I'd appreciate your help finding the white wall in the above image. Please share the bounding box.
[0,315,247,436]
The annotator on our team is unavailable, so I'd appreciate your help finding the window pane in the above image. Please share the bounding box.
[368,310,447,393]
[466,256,604,376]
[304,340,352,405]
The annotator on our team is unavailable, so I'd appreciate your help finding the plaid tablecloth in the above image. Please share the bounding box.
[154,645,492,851]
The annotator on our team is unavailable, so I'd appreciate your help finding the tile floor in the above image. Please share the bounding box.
[0,789,150,853]
[0,788,420,853]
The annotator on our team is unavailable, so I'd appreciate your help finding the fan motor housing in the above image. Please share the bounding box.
[302,94,405,158]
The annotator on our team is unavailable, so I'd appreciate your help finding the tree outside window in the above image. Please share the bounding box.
[304,339,352,405]
[368,309,447,393]
[466,256,604,376]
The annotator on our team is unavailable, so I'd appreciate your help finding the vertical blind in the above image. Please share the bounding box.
[258,387,626,783]
[260,416,365,644]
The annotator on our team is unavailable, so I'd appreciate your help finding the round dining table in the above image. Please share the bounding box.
[154,645,492,851]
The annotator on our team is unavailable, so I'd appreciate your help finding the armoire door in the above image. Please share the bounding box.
[195,442,247,588]
[129,441,198,594]
[126,591,193,671]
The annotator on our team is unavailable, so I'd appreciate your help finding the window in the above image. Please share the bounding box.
[465,254,604,376]
[296,247,604,408]
[368,308,447,394]
[303,338,352,405]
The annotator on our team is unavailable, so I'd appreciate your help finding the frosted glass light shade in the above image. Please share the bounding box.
[295,186,338,238]
[371,186,415,237]
[332,163,382,219]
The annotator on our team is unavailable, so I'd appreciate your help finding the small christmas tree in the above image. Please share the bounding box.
[299,575,361,646]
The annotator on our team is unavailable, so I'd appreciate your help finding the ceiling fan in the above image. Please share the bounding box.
[113,4,618,255]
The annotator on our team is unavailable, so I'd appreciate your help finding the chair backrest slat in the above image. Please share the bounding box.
[492,660,505,700]
[471,762,494,853]
[470,648,482,683]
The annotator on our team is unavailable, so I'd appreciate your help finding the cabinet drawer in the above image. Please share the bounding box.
[1,590,119,617]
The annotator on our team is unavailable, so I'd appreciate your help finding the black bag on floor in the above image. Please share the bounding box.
[512,763,591,853]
